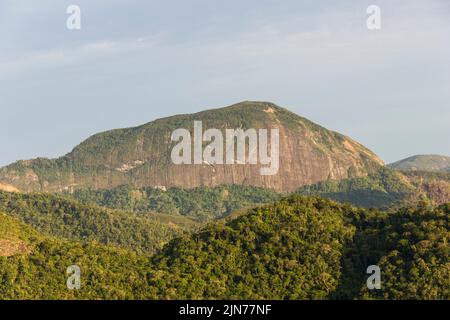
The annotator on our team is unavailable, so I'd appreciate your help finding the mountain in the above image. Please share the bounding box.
[388,155,450,172]
[0,101,383,193]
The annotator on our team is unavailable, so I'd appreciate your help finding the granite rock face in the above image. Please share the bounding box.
[0,101,384,192]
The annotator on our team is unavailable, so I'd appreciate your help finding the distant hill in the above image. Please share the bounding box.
[0,101,383,193]
[67,184,283,221]
[296,167,450,209]
[63,169,450,220]
[388,155,450,172]
[0,191,198,254]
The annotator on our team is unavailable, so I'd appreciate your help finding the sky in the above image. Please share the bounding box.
[1,0,449,166]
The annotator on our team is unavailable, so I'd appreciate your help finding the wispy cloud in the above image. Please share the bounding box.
[0,0,449,165]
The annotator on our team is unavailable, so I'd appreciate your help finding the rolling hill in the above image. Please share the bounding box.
[147,195,450,299]
[296,167,450,209]
[0,212,154,299]
[388,155,450,172]
[2,195,448,299]
[0,190,198,254]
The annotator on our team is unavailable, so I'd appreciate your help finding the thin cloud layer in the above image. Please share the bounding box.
[0,0,449,165]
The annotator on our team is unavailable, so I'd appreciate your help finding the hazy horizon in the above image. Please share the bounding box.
[1,0,450,166]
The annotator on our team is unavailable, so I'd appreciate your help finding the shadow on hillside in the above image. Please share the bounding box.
[318,190,404,210]
[329,214,388,299]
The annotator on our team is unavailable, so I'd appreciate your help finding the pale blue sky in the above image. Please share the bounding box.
[1,0,449,166]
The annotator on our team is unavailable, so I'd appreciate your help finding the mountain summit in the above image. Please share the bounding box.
[0,101,383,192]
[388,155,450,172]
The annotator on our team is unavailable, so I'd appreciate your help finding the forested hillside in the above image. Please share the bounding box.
[148,196,355,299]
[400,171,450,206]
[68,184,282,220]
[359,203,450,299]
[334,201,450,299]
[64,168,450,223]
[0,212,153,299]
[147,196,449,299]
[296,167,450,209]
[0,191,196,254]
[1,195,448,299]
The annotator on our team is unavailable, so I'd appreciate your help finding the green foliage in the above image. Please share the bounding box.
[0,191,192,254]
[296,167,416,209]
[61,167,449,218]
[0,213,153,299]
[0,193,448,300]
[148,196,450,300]
[68,184,282,221]
[334,202,449,300]
[148,196,356,299]
[360,203,449,299]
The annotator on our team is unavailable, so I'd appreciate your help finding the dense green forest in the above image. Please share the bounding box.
[0,195,450,299]
[67,184,282,220]
[0,212,153,299]
[0,191,197,254]
[1,191,448,299]
[147,196,449,299]
[297,167,450,209]
[360,202,450,299]
[333,201,449,299]
[296,167,412,208]
[148,196,355,299]
[65,168,450,221]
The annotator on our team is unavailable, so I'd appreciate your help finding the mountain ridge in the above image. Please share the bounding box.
[388,154,450,172]
[0,101,383,192]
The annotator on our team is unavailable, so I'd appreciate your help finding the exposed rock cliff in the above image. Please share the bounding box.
[0,101,383,192]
